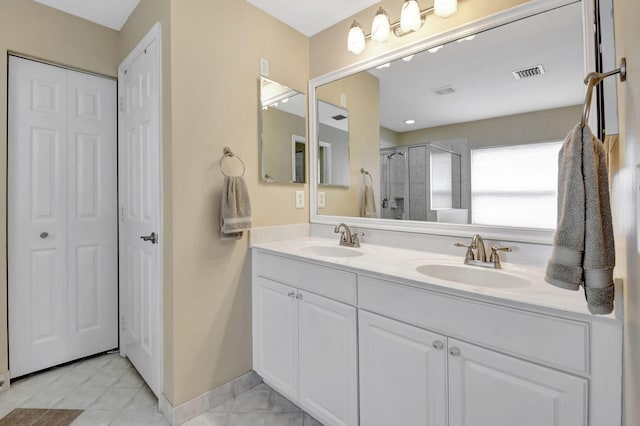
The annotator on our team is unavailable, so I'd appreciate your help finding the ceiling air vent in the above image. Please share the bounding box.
[431,85,456,96]
[512,64,545,80]
[332,114,347,121]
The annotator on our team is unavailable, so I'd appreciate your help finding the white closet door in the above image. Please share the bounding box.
[8,56,117,377]
[119,34,162,397]
[66,70,118,359]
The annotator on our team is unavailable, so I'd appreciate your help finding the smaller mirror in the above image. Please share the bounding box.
[260,78,306,183]
[317,100,350,187]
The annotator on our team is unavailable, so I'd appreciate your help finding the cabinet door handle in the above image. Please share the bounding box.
[40,232,49,239]
[296,293,303,300]
[449,346,461,357]
[432,340,444,350]
[288,292,296,298]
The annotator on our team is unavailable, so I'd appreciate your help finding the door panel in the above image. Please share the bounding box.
[9,57,69,377]
[253,277,299,401]
[119,34,162,397]
[359,310,447,426]
[67,67,118,360]
[448,339,587,426]
[298,291,358,426]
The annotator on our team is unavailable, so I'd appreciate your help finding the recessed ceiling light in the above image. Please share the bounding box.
[428,45,443,53]
[402,55,415,62]
[404,119,416,124]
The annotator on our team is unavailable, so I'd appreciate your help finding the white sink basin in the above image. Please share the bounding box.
[300,245,365,258]
[415,263,533,289]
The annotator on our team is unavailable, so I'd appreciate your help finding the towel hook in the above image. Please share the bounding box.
[361,168,373,186]
[581,57,627,126]
[220,147,246,177]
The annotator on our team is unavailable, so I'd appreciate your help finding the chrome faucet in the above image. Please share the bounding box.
[455,234,511,269]
[334,223,363,248]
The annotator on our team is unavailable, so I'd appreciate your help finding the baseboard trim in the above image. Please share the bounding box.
[160,370,262,425]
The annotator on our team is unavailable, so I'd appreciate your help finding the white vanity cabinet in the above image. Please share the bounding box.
[252,251,359,426]
[252,245,622,426]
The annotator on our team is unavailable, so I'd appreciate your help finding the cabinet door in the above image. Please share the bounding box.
[298,291,358,426]
[448,339,587,426]
[359,310,447,426]
[253,277,299,400]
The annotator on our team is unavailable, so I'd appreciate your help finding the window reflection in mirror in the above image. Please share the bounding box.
[312,1,585,229]
[260,77,306,183]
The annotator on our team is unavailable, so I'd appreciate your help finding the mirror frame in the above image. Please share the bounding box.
[308,0,596,244]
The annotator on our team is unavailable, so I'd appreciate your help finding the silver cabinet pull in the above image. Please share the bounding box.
[140,232,158,244]
[288,292,296,298]
[449,346,461,357]
[40,232,49,239]
[432,340,444,350]
[296,293,303,300]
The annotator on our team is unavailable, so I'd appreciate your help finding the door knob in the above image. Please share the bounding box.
[40,232,49,239]
[140,232,158,244]
[449,346,461,357]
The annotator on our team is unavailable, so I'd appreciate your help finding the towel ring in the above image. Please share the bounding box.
[361,168,373,186]
[220,147,246,177]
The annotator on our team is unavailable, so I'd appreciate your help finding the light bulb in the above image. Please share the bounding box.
[371,7,391,42]
[400,0,421,33]
[347,20,365,55]
[434,0,458,18]
[428,45,443,53]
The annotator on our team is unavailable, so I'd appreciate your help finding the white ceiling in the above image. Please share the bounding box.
[368,2,585,132]
[33,0,140,31]
[246,0,379,36]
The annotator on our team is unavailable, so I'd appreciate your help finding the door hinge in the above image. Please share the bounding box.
[119,97,125,112]
[120,315,127,332]
[120,207,126,222]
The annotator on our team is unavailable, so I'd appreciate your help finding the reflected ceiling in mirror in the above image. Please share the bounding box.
[312,1,586,232]
[260,78,306,183]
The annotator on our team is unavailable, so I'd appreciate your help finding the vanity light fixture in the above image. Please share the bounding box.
[402,54,415,62]
[434,0,458,17]
[376,62,391,69]
[428,45,444,53]
[347,0,459,55]
[404,119,416,124]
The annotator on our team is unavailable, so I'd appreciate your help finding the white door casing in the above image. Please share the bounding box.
[118,22,163,398]
[8,56,117,378]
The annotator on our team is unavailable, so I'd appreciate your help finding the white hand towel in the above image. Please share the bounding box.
[220,176,252,240]
[361,179,377,218]
[545,123,615,314]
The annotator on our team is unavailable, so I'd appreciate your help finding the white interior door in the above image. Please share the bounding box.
[8,56,117,378]
[118,24,163,397]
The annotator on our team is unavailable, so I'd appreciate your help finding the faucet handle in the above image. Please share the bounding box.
[454,242,475,263]
[489,246,512,269]
[351,232,364,248]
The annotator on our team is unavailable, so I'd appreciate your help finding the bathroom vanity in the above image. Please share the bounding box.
[251,237,622,426]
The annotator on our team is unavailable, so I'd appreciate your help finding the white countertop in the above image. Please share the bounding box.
[251,236,621,323]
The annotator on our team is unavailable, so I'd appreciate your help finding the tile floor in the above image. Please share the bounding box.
[0,353,322,426]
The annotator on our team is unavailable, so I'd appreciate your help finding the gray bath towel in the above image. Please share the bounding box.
[545,123,615,314]
[220,176,252,240]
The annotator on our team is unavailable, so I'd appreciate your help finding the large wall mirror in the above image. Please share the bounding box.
[310,0,595,242]
[260,77,306,183]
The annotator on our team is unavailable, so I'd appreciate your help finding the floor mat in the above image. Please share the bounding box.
[0,408,83,426]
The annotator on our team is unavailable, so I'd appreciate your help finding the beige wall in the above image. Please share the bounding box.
[0,0,119,375]
[118,0,174,401]
[262,109,306,182]
[612,0,640,424]
[169,0,309,405]
[396,105,582,148]
[317,72,380,217]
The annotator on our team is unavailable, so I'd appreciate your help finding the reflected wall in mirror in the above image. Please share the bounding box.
[260,77,306,183]
[317,101,350,187]
[312,1,587,229]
